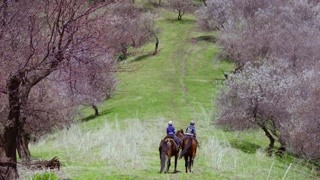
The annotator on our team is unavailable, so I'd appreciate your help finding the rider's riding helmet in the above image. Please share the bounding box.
[190,120,195,125]
[168,121,173,125]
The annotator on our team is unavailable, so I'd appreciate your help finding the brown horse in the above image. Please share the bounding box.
[176,129,184,141]
[179,135,197,173]
[158,130,184,173]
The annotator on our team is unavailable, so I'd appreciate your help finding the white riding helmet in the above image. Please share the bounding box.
[190,120,195,125]
[168,121,173,125]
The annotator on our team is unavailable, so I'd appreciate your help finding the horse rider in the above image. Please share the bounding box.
[185,120,199,147]
[166,121,181,148]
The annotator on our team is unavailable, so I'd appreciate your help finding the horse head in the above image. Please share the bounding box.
[176,129,184,139]
[177,129,184,134]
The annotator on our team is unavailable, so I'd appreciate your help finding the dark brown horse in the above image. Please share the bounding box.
[179,135,197,173]
[176,129,184,140]
[158,130,184,173]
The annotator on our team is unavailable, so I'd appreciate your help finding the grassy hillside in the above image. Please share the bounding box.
[24,7,319,180]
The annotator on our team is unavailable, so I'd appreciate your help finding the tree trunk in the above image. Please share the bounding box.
[92,104,99,116]
[16,129,31,161]
[252,99,275,155]
[153,33,159,55]
[0,138,16,179]
[261,126,275,153]
[203,0,207,6]
[0,75,21,179]
[178,11,182,21]
[121,45,128,60]
[16,83,32,162]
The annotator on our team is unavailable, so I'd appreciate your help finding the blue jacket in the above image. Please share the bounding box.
[167,125,175,135]
[185,125,196,135]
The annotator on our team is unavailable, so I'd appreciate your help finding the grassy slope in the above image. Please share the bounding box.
[27,7,319,180]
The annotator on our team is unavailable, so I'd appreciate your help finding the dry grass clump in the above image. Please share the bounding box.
[29,118,167,175]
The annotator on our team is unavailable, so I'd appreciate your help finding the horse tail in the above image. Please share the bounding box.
[179,136,192,159]
[160,140,169,158]
[159,141,163,159]
[159,140,168,173]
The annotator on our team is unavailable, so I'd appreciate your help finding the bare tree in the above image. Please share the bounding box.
[168,0,194,21]
[211,0,320,69]
[216,57,320,158]
[105,3,157,59]
[216,60,293,151]
[196,0,231,31]
[0,0,119,178]
[278,68,320,160]
[140,12,160,55]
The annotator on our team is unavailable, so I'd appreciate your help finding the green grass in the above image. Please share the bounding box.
[24,8,320,180]
[82,11,225,127]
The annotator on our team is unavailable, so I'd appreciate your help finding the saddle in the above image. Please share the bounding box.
[164,135,174,139]
[183,135,199,147]
[184,134,195,139]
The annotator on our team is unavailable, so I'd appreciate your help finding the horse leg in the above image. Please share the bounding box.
[191,157,194,167]
[187,156,192,173]
[174,155,178,173]
[166,156,171,173]
[160,150,168,173]
[189,156,193,173]
[184,156,188,173]
[160,160,165,173]
[160,152,166,173]
[191,151,196,169]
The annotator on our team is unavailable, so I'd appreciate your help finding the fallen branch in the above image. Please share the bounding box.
[23,156,60,170]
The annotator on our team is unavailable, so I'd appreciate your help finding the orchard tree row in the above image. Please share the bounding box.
[197,0,320,160]
[0,0,158,178]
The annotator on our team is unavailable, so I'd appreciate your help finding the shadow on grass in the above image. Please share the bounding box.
[81,108,113,122]
[130,50,163,63]
[191,35,216,43]
[275,150,320,171]
[130,53,153,63]
[172,170,181,174]
[159,170,182,174]
[145,2,162,8]
[229,140,261,154]
[164,18,197,24]
[105,175,137,180]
